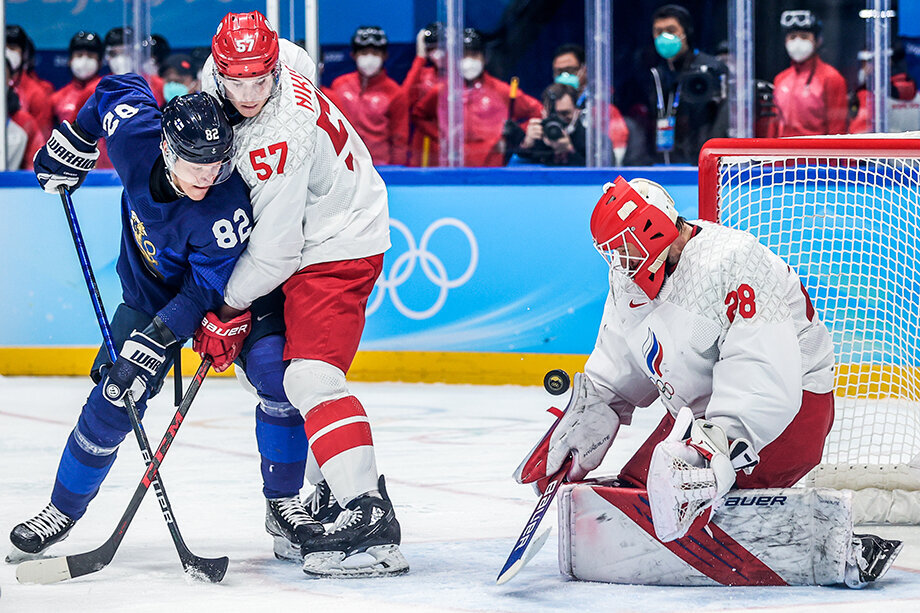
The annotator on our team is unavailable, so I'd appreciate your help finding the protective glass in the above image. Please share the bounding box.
[594,230,648,277]
[163,141,235,188]
[215,65,280,104]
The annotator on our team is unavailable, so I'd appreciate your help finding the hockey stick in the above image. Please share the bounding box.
[495,457,572,585]
[16,358,220,584]
[46,187,228,581]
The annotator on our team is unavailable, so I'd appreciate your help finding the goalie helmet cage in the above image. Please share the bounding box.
[699,136,920,525]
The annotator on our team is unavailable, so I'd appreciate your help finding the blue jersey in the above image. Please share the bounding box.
[76,75,252,339]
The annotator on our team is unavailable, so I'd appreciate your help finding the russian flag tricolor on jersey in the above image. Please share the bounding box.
[643,329,664,377]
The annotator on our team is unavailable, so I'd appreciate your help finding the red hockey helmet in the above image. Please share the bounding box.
[211,11,279,78]
[590,176,680,299]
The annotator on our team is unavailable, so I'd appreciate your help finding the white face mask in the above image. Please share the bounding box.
[71,56,99,81]
[356,53,383,78]
[461,57,483,81]
[785,38,815,63]
[108,54,133,75]
[6,48,22,72]
[858,68,867,86]
[142,57,157,76]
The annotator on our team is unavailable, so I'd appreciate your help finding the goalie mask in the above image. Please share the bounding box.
[161,92,235,188]
[211,11,281,104]
[590,176,680,299]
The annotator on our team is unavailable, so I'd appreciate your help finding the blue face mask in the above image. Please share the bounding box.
[554,71,580,90]
[655,32,683,60]
[163,81,189,103]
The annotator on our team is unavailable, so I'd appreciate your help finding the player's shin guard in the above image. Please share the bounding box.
[303,396,379,506]
[256,400,308,499]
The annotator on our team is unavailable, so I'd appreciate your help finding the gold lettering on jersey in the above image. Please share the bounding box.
[130,210,159,268]
[288,68,315,112]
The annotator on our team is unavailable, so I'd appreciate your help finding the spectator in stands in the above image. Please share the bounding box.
[104,27,165,107]
[144,34,171,76]
[403,22,443,166]
[5,77,28,169]
[5,58,44,170]
[550,43,634,165]
[512,83,586,166]
[849,45,920,133]
[641,4,727,165]
[159,54,200,103]
[51,31,104,125]
[412,28,542,167]
[772,10,848,136]
[329,26,408,166]
[6,25,54,139]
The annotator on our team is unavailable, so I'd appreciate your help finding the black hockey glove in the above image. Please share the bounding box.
[33,121,99,194]
[102,330,167,405]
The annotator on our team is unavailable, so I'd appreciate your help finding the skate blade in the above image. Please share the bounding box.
[302,544,409,578]
[272,536,304,562]
[5,546,45,564]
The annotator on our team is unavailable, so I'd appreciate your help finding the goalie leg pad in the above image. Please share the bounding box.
[559,483,855,586]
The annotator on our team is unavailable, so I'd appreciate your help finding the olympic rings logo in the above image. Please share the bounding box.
[367,218,478,320]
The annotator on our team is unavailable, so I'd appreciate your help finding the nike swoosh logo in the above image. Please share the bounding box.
[256,312,273,322]
[628,300,648,308]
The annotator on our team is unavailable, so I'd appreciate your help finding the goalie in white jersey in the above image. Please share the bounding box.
[191,11,405,577]
[514,177,901,586]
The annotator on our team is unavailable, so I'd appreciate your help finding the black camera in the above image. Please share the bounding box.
[542,114,567,141]
[679,67,721,105]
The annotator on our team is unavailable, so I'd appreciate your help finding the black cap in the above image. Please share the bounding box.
[104,26,134,48]
[159,53,196,79]
[351,26,388,52]
[146,34,171,65]
[780,10,822,37]
[423,22,442,46]
[463,28,484,53]
[69,31,104,57]
[6,25,36,63]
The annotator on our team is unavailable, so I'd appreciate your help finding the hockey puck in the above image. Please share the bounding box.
[543,369,570,395]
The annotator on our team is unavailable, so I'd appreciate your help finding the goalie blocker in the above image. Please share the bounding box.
[558,482,903,588]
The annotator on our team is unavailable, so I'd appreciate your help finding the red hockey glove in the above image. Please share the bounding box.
[193,311,251,372]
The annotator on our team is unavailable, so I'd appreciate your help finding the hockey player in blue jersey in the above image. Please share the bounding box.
[7,74,253,559]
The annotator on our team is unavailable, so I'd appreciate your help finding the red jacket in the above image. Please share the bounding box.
[772,55,848,137]
[330,70,408,166]
[13,71,54,139]
[49,75,112,169]
[608,103,629,156]
[10,108,45,170]
[402,57,440,166]
[412,71,542,167]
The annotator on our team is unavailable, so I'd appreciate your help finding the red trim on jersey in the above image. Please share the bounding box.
[304,396,374,466]
[593,487,788,586]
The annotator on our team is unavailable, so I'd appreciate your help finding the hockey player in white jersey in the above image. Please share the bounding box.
[191,11,405,577]
[514,176,901,587]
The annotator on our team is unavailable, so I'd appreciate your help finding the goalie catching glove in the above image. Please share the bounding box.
[33,121,99,194]
[647,406,760,542]
[514,372,621,492]
[193,311,251,372]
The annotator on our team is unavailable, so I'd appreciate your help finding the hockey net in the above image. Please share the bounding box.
[699,136,920,525]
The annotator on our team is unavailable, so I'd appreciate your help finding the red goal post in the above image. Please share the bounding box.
[698,136,920,525]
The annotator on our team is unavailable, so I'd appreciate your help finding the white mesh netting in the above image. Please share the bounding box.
[712,151,920,513]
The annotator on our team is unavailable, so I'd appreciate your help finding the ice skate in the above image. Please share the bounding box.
[301,476,408,578]
[266,496,325,561]
[7,503,75,562]
[305,480,344,525]
[844,533,903,588]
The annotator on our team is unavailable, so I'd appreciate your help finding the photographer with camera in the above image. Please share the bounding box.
[643,4,727,165]
[512,83,587,166]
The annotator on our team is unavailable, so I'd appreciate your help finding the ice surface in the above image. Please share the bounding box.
[1,376,918,612]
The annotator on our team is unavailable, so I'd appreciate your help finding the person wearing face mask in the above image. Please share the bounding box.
[6,25,55,139]
[512,83,586,166]
[329,26,408,166]
[642,4,727,165]
[550,43,634,165]
[849,44,920,134]
[5,59,43,170]
[159,53,200,105]
[771,10,848,137]
[402,22,444,166]
[51,32,104,126]
[104,27,166,107]
[412,27,542,167]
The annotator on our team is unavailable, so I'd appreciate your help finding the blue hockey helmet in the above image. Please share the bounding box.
[161,92,235,186]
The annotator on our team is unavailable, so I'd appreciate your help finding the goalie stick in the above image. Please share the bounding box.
[16,358,223,584]
[30,188,228,581]
[496,457,572,585]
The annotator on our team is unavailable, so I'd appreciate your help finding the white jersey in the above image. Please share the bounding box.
[584,221,835,453]
[202,39,391,310]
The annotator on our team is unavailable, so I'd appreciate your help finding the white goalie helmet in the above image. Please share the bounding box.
[590,176,680,299]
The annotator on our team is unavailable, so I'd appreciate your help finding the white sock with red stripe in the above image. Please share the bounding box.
[304,396,379,505]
